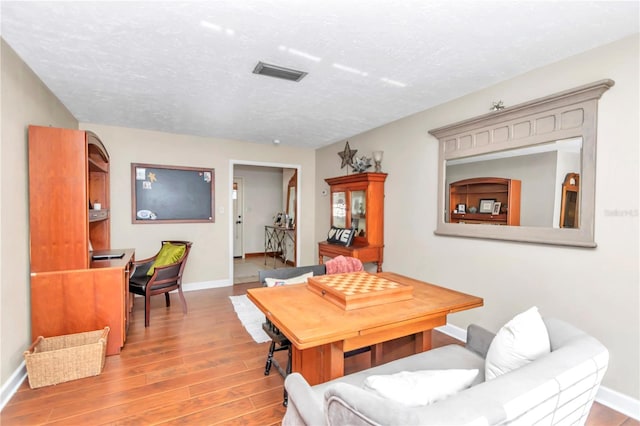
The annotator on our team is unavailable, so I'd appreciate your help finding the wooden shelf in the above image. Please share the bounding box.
[29,126,129,355]
[88,157,108,173]
[449,177,521,226]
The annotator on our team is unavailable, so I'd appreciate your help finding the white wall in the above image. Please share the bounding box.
[316,35,639,400]
[0,40,78,388]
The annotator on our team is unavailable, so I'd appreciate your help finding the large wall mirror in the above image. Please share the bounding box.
[429,79,614,247]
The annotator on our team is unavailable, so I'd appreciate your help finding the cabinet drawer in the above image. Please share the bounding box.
[88,209,108,221]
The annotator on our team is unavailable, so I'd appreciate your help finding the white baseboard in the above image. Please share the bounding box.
[183,279,231,291]
[1,361,26,412]
[436,323,640,421]
[435,323,468,342]
[596,386,640,420]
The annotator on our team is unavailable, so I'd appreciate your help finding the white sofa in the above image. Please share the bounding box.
[282,317,609,425]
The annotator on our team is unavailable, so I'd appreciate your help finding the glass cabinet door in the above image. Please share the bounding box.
[351,190,366,237]
[332,191,347,228]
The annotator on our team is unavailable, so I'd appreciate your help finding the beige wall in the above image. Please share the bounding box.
[0,39,78,385]
[316,34,639,399]
[77,124,317,287]
[1,31,637,409]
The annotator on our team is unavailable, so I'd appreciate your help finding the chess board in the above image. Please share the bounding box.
[307,271,413,310]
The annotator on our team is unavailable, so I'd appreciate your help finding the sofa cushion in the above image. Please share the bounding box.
[264,271,313,287]
[485,306,550,380]
[363,369,479,407]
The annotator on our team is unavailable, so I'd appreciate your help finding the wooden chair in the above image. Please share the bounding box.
[129,241,192,327]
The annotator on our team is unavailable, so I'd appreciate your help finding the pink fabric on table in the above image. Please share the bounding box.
[325,255,364,275]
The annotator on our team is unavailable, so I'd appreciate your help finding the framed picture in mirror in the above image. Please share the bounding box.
[479,199,495,214]
[492,202,502,215]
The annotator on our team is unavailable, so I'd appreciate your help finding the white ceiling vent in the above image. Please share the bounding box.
[253,61,307,82]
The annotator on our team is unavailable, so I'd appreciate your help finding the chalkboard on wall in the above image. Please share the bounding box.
[131,163,214,223]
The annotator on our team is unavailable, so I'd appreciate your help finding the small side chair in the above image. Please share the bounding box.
[129,240,192,327]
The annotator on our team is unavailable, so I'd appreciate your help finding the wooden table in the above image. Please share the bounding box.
[247,272,483,385]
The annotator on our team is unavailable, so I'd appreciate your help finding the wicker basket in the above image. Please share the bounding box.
[24,327,109,388]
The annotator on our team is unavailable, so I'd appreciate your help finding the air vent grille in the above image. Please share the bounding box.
[253,61,307,82]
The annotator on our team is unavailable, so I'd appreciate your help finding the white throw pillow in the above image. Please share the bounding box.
[264,272,313,287]
[485,306,551,380]
[362,369,479,407]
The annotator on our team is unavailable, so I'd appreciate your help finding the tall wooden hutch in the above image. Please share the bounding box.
[28,125,133,355]
[449,177,521,226]
[318,172,387,272]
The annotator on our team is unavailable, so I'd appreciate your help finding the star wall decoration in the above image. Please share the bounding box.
[338,141,357,169]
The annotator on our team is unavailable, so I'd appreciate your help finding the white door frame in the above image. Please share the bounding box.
[228,160,301,284]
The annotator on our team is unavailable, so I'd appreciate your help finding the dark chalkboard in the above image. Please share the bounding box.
[131,163,214,223]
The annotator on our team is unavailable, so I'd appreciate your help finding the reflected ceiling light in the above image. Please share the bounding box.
[332,63,368,77]
[278,45,322,62]
[253,61,307,82]
[380,77,407,87]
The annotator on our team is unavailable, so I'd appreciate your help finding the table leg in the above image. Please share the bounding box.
[414,329,433,353]
[292,342,345,386]
[370,343,384,367]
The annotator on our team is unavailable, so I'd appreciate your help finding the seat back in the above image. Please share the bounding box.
[149,241,192,289]
[161,240,192,278]
[258,264,326,286]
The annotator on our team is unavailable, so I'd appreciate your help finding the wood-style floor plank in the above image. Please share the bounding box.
[0,280,634,425]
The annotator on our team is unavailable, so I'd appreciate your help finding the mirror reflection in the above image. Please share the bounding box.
[286,171,297,228]
[560,172,580,228]
[445,138,582,228]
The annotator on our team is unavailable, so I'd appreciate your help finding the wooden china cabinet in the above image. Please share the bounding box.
[28,125,133,355]
[318,172,387,272]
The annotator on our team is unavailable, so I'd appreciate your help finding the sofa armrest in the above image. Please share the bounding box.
[283,373,325,426]
[325,382,421,425]
[465,324,495,358]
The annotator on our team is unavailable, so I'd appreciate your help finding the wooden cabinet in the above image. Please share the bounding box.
[449,177,521,225]
[318,173,387,272]
[28,125,130,355]
[30,249,134,355]
[29,126,110,272]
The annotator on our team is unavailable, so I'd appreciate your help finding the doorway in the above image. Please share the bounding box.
[232,177,244,258]
[229,161,300,285]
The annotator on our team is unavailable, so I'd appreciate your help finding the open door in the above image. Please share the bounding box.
[233,178,244,258]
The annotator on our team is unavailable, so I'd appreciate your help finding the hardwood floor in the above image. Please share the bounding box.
[1,282,636,425]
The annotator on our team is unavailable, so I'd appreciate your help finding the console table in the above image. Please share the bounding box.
[264,225,296,267]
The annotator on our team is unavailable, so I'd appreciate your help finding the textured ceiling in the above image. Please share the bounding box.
[1,1,638,148]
